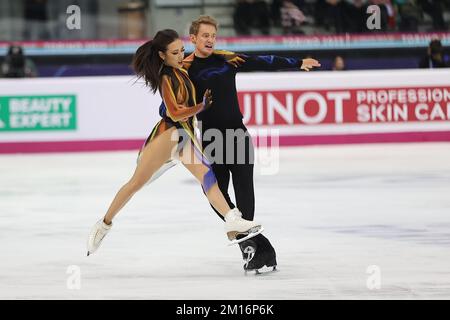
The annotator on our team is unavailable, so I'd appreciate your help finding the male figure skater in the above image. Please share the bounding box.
[182,16,320,273]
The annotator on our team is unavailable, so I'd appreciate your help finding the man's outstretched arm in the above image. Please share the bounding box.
[231,53,320,72]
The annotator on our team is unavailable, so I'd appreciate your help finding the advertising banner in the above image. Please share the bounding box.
[0,69,449,153]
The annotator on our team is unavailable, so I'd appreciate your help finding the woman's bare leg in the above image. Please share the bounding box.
[179,142,230,217]
[103,127,179,224]
[179,142,263,242]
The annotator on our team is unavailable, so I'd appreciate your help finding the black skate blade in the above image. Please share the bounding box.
[227,226,264,246]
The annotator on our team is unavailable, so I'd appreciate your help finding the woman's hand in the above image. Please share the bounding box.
[179,89,213,122]
[202,89,213,111]
[301,58,321,71]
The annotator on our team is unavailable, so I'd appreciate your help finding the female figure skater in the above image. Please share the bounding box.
[87,29,262,256]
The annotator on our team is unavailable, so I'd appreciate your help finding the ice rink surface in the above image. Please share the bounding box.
[1,142,450,299]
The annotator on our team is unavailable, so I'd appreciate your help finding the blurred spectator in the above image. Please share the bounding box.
[254,0,272,35]
[280,0,306,34]
[322,0,391,34]
[233,0,271,35]
[382,0,398,30]
[314,0,328,28]
[0,45,38,78]
[271,0,283,26]
[418,39,449,68]
[395,0,422,32]
[23,0,50,40]
[234,0,252,35]
[332,55,346,70]
[324,0,346,33]
[418,0,447,31]
[344,0,366,33]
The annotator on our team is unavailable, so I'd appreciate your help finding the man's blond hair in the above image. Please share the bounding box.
[189,15,218,35]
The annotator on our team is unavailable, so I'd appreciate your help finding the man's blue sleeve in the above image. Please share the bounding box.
[238,54,302,72]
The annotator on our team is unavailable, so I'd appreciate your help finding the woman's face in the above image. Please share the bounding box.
[159,39,185,69]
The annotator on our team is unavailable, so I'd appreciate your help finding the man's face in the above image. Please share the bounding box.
[190,23,216,58]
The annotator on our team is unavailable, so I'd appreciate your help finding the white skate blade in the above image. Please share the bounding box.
[246,266,278,276]
[227,226,264,246]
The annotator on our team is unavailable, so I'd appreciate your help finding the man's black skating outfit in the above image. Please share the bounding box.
[183,50,303,273]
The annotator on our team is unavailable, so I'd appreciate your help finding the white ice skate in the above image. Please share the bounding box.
[87,219,112,256]
[224,208,264,245]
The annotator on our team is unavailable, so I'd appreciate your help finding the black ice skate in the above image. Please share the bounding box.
[238,234,277,275]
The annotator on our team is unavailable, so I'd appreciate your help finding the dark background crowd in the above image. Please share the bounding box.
[0,0,449,77]
[3,0,450,40]
[233,0,450,35]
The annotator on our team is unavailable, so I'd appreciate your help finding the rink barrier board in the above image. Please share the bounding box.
[1,131,450,154]
[0,70,449,153]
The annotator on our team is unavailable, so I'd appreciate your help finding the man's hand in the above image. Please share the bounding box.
[301,58,321,71]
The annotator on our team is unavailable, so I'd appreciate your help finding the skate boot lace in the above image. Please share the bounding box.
[243,246,256,269]
[94,226,108,245]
